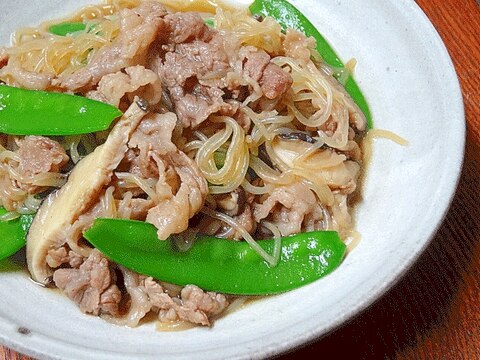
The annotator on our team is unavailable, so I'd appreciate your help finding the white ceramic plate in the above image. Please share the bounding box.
[0,0,465,359]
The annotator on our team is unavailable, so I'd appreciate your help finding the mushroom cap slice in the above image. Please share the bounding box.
[27,101,147,284]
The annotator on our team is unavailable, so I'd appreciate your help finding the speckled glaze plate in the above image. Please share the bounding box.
[0,0,465,359]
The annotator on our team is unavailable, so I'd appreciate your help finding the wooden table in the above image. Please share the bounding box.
[2,0,479,359]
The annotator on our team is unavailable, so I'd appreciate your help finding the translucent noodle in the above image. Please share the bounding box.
[363,129,409,162]
[156,321,196,332]
[215,8,283,54]
[31,172,67,187]
[241,180,274,195]
[16,194,42,214]
[0,150,20,163]
[102,186,117,218]
[195,116,249,194]
[201,207,280,266]
[272,56,334,129]
[262,221,282,265]
[115,172,158,201]
[248,157,283,185]
[0,211,21,222]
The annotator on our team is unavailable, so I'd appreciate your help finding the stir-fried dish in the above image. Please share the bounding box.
[0,0,369,327]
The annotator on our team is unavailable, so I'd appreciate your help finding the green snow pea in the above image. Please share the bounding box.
[84,218,346,295]
[49,22,87,36]
[249,0,372,128]
[0,85,122,135]
[0,208,34,261]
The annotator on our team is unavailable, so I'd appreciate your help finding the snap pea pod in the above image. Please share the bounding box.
[84,218,346,295]
[0,85,122,135]
[249,0,372,128]
[49,22,86,36]
[0,208,34,261]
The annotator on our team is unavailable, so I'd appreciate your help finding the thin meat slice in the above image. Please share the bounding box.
[118,273,228,327]
[243,49,270,82]
[283,29,316,67]
[128,112,178,160]
[87,65,162,108]
[160,33,231,127]
[163,12,213,44]
[260,63,293,100]
[53,250,121,316]
[126,112,178,180]
[253,182,317,236]
[172,85,227,128]
[146,151,208,240]
[123,112,208,239]
[58,1,167,92]
[17,136,68,178]
[0,60,53,90]
[0,135,69,196]
[0,136,69,212]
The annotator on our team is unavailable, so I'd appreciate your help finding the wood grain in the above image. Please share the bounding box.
[2,0,479,359]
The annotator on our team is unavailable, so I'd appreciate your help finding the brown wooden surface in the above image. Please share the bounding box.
[2,0,479,359]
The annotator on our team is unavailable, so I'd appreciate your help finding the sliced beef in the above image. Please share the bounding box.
[126,112,178,179]
[0,136,68,210]
[53,250,121,316]
[45,247,69,269]
[160,33,231,127]
[128,112,178,159]
[117,197,154,220]
[259,63,293,100]
[46,247,84,269]
[243,49,270,82]
[253,182,318,236]
[58,1,167,92]
[172,85,227,127]
[283,28,316,66]
[87,65,162,108]
[0,60,53,90]
[163,12,213,44]
[125,111,208,239]
[146,151,208,240]
[16,136,69,187]
[115,271,227,327]
[145,278,228,326]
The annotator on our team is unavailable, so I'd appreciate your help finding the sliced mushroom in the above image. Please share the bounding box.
[27,100,148,284]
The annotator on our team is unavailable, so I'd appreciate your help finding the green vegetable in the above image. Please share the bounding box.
[204,18,215,28]
[0,208,34,261]
[0,85,123,135]
[49,22,87,36]
[84,218,346,295]
[214,149,226,169]
[249,0,372,128]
